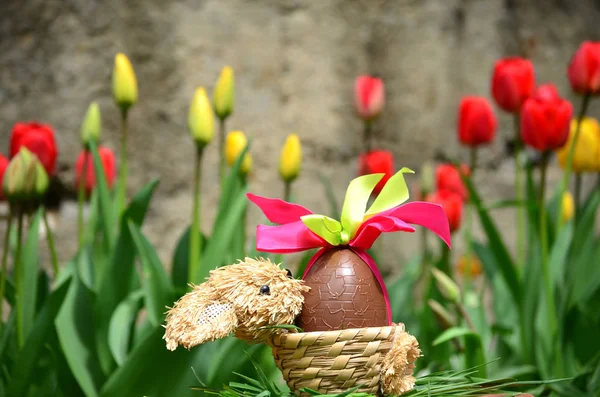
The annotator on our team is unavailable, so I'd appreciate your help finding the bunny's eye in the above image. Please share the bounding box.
[259,285,270,295]
[285,269,293,278]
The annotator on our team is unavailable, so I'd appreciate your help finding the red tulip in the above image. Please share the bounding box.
[358,150,394,194]
[0,154,8,200]
[355,76,385,121]
[436,163,470,202]
[458,96,497,146]
[426,190,463,233]
[568,41,600,95]
[521,94,573,152]
[532,83,560,102]
[9,122,58,175]
[491,57,535,113]
[75,147,116,195]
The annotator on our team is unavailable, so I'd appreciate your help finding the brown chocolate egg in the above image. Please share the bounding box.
[296,248,388,332]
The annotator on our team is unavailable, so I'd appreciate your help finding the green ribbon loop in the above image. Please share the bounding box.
[300,169,414,245]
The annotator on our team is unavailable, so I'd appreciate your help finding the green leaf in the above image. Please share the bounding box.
[365,167,414,216]
[461,171,521,306]
[7,278,71,396]
[94,180,159,374]
[55,272,104,397]
[127,221,172,326]
[89,140,116,249]
[171,226,207,289]
[432,327,476,346]
[301,214,342,246]
[100,326,212,397]
[17,208,42,346]
[199,190,248,283]
[108,289,143,366]
[340,173,383,238]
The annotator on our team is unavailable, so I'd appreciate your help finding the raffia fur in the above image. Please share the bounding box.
[163,257,309,351]
[380,323,421,395]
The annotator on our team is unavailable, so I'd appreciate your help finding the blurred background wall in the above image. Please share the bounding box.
[1,0,599,271]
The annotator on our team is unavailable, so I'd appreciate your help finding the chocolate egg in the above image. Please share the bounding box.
[296,248,388,332]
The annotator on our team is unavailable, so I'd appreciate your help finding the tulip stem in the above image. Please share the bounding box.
[15,209,24,348]
[539,152,557,365]
[456,302,476,332]
[219,118,227,190]
[0,208,13,335]
[464,148,478,291]
[117,109,129,216]
[557,93,590,235]
[574,174,582,221]
[284,181,292,203]
[188,146,204,285]
[42,208,59,277]
[77,150,88,248]
[239,174,248,256]
[513,115,526,267]
[363,120,372,152]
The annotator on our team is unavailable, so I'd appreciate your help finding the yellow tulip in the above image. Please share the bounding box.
[80,102,101,147]
[213,66,235,120]
[279,133,302,182]
[561,191,575,224]
[188,87,215,147]
[225,131,251,175]
[557,117,600,173]
[112,53,138,111]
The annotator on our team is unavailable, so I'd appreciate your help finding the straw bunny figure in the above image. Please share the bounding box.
[163,257,309,350]
[163,257,421,396]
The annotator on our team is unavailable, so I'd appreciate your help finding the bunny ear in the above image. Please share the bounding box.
[163,288,238,351]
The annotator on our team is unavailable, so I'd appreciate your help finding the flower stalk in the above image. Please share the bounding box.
[513,115,526,266]
[538,152,557,356]
[43,208,59,277]
[0,209,13,335]
[77,150,88,247]
[117,109,129,215]
[188,147,204,285]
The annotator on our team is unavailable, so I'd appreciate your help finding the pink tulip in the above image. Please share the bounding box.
[355,76,385,120]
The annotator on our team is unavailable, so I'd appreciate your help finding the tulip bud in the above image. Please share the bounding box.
[112,52,138,111]
[491,57,535,113]
[279,133,302,183]
[456,255,483,277]
[3,147,49,201]
[355,76,385,121]
[188,87,215,148]
[431,268,461,304]
[426,190,463,234]
[457,96,497,146]
[521,94,573,152]
[80,102,101,147]
[225,131,252,176]
[568,41,600,95]
[561,191,575,224]
[358,150,394,195]
[557,117,600,173]
[213,66,235,120]
[427,299,456,329]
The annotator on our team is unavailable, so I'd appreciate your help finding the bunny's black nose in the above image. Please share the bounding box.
[259,285,271,295]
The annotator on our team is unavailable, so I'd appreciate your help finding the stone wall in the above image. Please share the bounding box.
[1,0,599,272]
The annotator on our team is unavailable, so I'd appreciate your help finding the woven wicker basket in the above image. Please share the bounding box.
[269,325,397,396]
